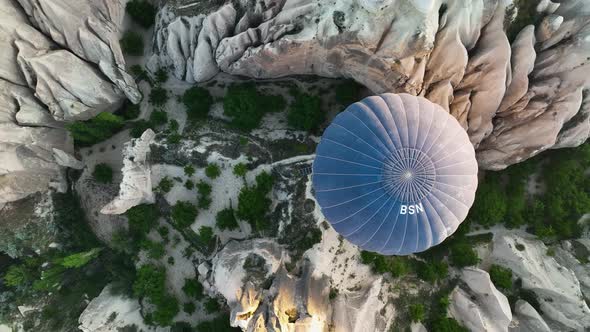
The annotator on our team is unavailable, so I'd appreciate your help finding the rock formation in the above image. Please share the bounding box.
[491,234,590,331]
[449,268,512,332]
[208,239,393,332]
[101,129,156,215]
[510,300,551,332]
[152,0,590,170]
[0,0,139,204]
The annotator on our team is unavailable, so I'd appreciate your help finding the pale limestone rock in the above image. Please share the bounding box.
[449,268,512,332]
[510,300,551,332]
[78,284,155,332]
[491,234,590,331]
[497,26,536,115]
[331,277,392,332]
[536,14,564,42]
[449,5,510,147]
[15,0,141,103]
[198,261,210,277]
[101,130,156,215]
[410,322,428,332]
[52,148,84,170]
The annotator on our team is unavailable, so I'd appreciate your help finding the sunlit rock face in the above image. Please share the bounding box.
[209,239,392,332]
[153,0,590,170]
[0,0,138,204]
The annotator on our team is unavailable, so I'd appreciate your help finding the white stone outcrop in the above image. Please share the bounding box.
[101,130,156,215]
[0,0,137,204]
[78,284,155,332]
[510,300,551,332]
[491,234,590,331]
[449,268,512,332]
[153,0,590,170]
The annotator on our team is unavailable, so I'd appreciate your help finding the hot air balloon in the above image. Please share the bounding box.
[312,93,478,255]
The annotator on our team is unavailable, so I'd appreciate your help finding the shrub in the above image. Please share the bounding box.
[152,295,179,326]
[155,68,169,84]
[93,163,113,183]
[125,0,156,28]
[197,181,213,209]
[149,87,169,106]
[133,264,166,300]
[468,174,507,226]
[149,110,168,126]
[223,83,286,131]
[67,112,124,146]
[157,177,174,193]
[287,94,324,132]
[122,103,141,120]
[185,180,194,190]
[183,302,196,314]
[204,298,220,314]
[236,172,275,232]
[430,317,468,332]
[184,165,195,177]
[360,251,408,277]
[183,87,213,120]
[233,163,248,177]
[199,226,214,244]
[168,119,179,132]
[120,31,144,56]
[182,278,204,300]
[126,204,159,237]
[409,304,425,322]
[195,314,238,332]
[335,80,362,106]
[416,260,448,282]
[130,120,152,138]
[205,164,221,179]
[171,201,198,228]
[216,208,239,231]
[450,242,479,267]
[489,265,513,290]
[4,264,33,287]
[167,133,181,144]
[141,240,166,259]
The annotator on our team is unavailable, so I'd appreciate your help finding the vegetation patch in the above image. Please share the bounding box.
[126,0,157,28]
[67,112,124,146]
[120,31,144,56]
[93,163,114,184]
[223,83,286,131]
[183,87,213,121]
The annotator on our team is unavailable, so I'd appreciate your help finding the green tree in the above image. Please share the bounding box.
[198,226,214,244]
[120,31,144,56]
[126,204,159,237]
[450,242,479,267]
[60,248,102,268]
[149,110,168,126]
[130,120,152,138]
[287,94,324,132]
[183,302,196,314]
[204,298,220,314]
[184,165,195,177]
[236,172,274,232]
[233,163,248,177]
[185,180,194,190]
[416,260,448,282]
[468,174,507,226]
[489,264,513,290]
[155,68,169,84]
[216,208,239,231]
[125,0,157,28]
[67,112,124,146]
[182,278,204,300]
[409,304,425,322]
[183,87,213,120]
[157,177,174,193]
[197,181,212,209]
[3,265,32,287]
[141,240,166,259]
[149,88,169,106]
[430,317,468,332]
[205,164,221,179]
[93,163,113,184]
[171,201,198,228]
[335,80,363,106]
[223,83,286,131]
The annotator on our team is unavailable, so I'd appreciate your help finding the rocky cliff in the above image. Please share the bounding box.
[151,0,590,170]
[0,0,139,204]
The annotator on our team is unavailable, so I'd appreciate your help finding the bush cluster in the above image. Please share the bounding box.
[237,172,274,232]
[125,0,157,28]
[67,112,124,146]
[171,201,198,228]
[133,265,179,326]
[205,164,221,179]
[93,163,114,184]
[120,31,144,56]
[197,181,212,209]
[183,87,213,121]
[216,208,239,231]
[359,251,408,277]
[287,93,324,132]
[223,83,286,131]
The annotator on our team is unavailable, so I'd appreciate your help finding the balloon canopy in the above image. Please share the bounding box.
[312,93,478,255]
